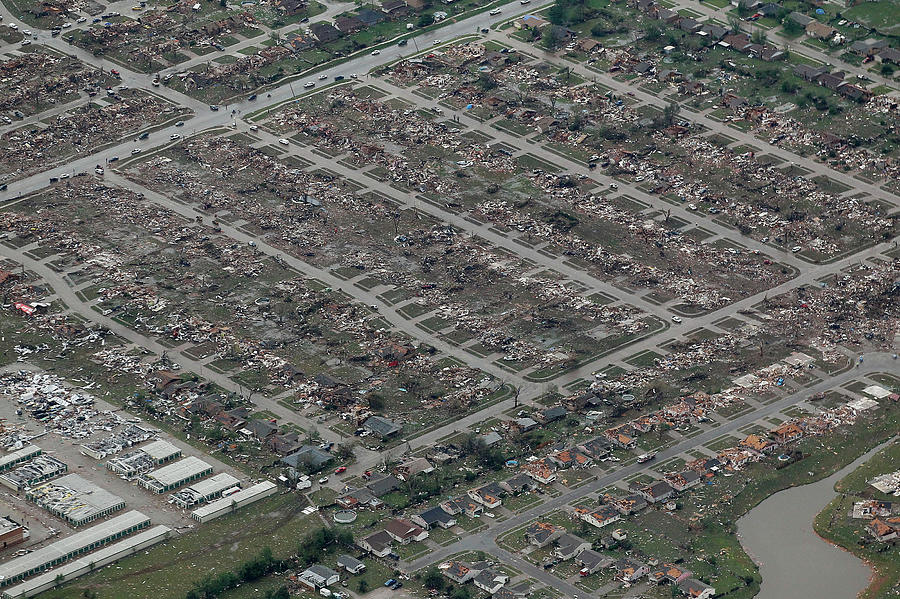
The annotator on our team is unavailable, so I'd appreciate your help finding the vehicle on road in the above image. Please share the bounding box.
[278,138,289,145]
[792,246,802,253]
[109,156,119,162]
[318,74,327,80]
[175,121,184,127]
[170,133,181,140]
[636,452,656,463]
[334,75,344,80]
[350,73,357,79]
[318,476,329,484]
[371,49,380,55]
[209,104,219,111]
[397,39,407,46]
[248,94,257,101]
[76,16,86,22]
[60,173,70,179]
[94,166,104,175]
[432,39,441,45]
[249,125,259,131]
[334,466,347,474]
[671,316,683,323]
[131,148,142,155]
[520,0,530,4]
[490,7,502,14]
[21,40,30,45]
[22,29,31,35]
[304,81,315,88]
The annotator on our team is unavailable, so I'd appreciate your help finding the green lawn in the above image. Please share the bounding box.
[41,493,317,599]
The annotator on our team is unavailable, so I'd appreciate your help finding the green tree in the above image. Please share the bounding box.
[424,567,446,590]
[417,13,434,27]
[357,579,371,593]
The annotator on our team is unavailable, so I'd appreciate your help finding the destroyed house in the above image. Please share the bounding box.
[549,448,592,469]
[244,418,278,440]
[502,473,534,493]
[772,423,803,444]
[335,15,364,34]
[613,494,648,515]
[649,562,691,584]
[665,469,701,492]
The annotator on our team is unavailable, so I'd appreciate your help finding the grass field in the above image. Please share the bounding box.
[41,492,316,599]
[814,439,900,599]
[843,1,900,35]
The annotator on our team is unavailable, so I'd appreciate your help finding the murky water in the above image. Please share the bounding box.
[736,442,889,599]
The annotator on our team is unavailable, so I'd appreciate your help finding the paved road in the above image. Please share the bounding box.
[406,351,900,577]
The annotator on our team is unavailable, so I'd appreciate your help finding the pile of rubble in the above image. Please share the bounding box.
[0,52,106,114]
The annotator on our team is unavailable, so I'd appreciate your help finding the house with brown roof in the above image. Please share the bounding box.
[549,448,593,469]
[740,434,776,454]
[522,459,557,484]
[358,530,393,557]
[649,562,691,584]
[867,517,900,542]
[805,21,836,40]
[772,423,803,445]
[384,518,428,544]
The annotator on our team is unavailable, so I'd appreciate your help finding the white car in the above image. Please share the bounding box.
[278,138,289,145]
[21,39,30,45]
[170,133,181,140]
[350,73,358,79]
[671,316,683,323]
[22,29,31,35]
[520,0,530,4]
[371,49,380,55]
[94,167,104,175]
[791,246,802,253]
[76,16,87,22]
[687,203,697,210]
[318,477,329,484]
[489,8,501,14]
[304,81,315,88]
[131,148,142,155]
[59,173,70,179]
[249,124,259,131]
[9,23,18,30]
[318,74,327,80]
[62,22,72,28]
[432,39,441,45]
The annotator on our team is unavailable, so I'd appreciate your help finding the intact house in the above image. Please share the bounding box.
[412,505,457,530]
[554,533,591,560]
[526,521,564,548]
[363,415,403,439]
[337,487,382,509]
[337,554,366,575]
[677,578,716,599]
[578,549,615,575]
[473,569,509,594]
[384,518,428,544]
[358,530,393,557]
